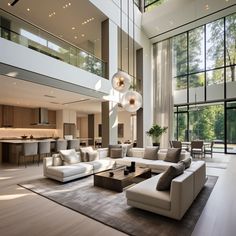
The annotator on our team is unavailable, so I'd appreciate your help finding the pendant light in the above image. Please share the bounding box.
[121,0,142,112]
[111,0,131,93]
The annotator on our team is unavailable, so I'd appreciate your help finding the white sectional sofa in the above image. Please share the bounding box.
[126,171,194,220]
[98,147,191,173]
[43,156,115,182]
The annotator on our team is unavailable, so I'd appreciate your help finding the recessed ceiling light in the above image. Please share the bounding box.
[205,4,209,10]
[8,2,11,6]
[72,27,75,30]
[27,8,30,11]
[13,82,17,85]
[81,34,85,37]
[74,36,78,39]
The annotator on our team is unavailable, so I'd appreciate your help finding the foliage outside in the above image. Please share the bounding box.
[146,124,168,143]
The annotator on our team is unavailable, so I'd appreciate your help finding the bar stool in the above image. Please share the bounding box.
[68,139,80,151]
[18,142,38,168]
[55,139,67,152]
[38,141,51,164]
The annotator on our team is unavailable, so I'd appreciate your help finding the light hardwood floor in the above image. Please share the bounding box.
[0,154,233,236]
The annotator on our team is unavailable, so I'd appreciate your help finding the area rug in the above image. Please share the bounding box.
[19,175,217,236]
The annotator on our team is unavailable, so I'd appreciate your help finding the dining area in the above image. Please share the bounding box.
[169,140,215,158]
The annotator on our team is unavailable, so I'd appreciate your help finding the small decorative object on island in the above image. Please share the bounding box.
[124,168,129,175]
[146,124,168,147]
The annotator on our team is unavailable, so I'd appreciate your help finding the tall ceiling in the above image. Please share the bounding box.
[0,0,109,115]
[0,0,107,55]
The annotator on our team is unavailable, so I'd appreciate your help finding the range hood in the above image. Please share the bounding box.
[31,108,49,125]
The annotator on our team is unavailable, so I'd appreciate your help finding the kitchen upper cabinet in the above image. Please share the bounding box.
[13,107,31,128]
[2,105,14,127]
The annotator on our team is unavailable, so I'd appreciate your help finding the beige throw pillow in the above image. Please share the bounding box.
[143,147,159,160]
[86,150,99,162]
[80,147,94,162]
[164,148,181,163]
[156,162,185,191]
[52,154,63,166]
[60,149,80,165]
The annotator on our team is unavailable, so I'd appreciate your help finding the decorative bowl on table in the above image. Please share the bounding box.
[21,135,28,139]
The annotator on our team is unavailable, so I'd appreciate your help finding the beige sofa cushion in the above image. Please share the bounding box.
[156,162,185,191]
[164,148,181,163]
[60,149,80,165]
[126,174,171,210]
[86,150,98,161]
[143,147,159,160]
[46,163,93,178]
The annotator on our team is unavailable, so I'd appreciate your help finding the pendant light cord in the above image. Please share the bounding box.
[133,0,135,89]
[120,0,122,71]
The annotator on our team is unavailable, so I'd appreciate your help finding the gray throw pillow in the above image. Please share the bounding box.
[143,147,159,160]
[164,148,181,163]
[110,148,124,158]
[179,157,192,169]
[156,162,185,191]
[109,144,121,156]
[121,144,133,157]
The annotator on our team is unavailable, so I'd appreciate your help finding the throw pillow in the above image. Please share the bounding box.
[164,148,181,163]
[179,157,192,169]
[80,147,94,162]
[110,148,124,158]
[143,147,159,160]
[121,144,133,156]
[86,150,99,162]
[60,149,80,165]
[109,144,121,157]
[52,154,63,166]
[156,162,185,191]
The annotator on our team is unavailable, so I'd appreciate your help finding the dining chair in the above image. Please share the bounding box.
[55,139,67,152]
[18,142,38,168]
[68,139,80,151]
[38,141,51,164]
[204,141,214,158]
[171,140,182,149]
[191,140,204,158]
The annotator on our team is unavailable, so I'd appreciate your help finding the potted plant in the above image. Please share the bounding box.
[146,124,168,146]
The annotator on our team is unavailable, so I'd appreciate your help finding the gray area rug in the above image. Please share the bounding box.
[19,175,218,236]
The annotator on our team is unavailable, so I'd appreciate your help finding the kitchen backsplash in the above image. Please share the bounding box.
[0,128,58,138]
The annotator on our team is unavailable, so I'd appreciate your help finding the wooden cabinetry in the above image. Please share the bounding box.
[2,105,14,127]
[13,107,32,128]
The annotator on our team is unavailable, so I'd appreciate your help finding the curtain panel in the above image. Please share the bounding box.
[153,39,173,148]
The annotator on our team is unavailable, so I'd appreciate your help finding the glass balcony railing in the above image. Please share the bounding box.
[0,9,106,77]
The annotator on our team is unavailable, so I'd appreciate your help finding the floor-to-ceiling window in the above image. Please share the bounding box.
[171,12,236,154]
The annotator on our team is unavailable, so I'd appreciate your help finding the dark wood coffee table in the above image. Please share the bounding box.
[94,166,151,192]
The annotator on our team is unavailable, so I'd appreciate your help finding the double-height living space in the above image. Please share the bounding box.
[0,0,236,236]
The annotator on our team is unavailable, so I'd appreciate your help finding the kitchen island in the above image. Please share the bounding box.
[0,138,56,164]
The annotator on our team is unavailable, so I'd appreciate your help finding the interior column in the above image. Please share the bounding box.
[101,101,118,147]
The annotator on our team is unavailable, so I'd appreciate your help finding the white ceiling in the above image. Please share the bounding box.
[0,0,107,55]
[0,0,109,115]
[0,75,102,115]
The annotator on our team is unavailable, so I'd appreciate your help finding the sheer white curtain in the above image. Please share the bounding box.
[153,39,173,148]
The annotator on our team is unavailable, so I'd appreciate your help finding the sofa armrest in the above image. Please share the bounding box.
[170,171,194,220]
[97,148,109,159]
[43,157,53,176]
